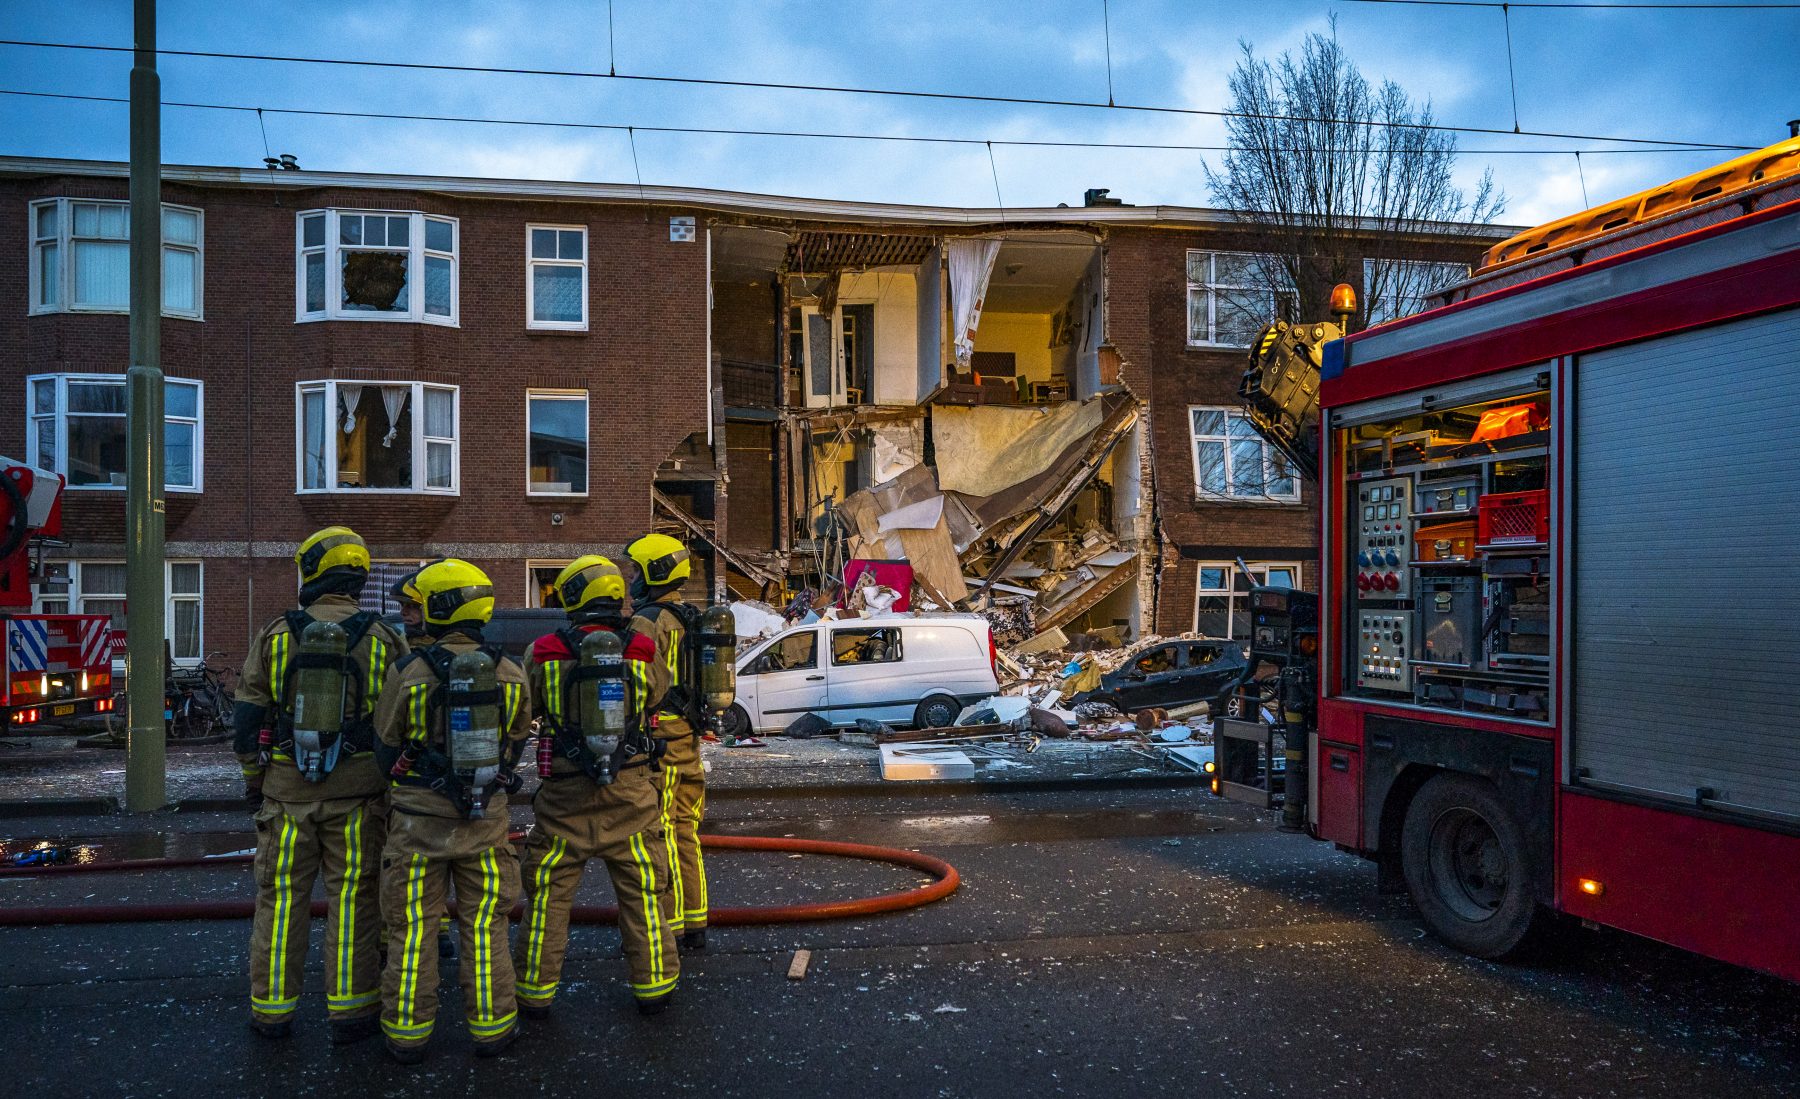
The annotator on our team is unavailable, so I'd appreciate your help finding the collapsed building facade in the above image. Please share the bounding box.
[0,155,1499,669]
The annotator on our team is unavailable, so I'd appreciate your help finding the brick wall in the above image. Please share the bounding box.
[1105,225,1484,634]
[1,175,709,669]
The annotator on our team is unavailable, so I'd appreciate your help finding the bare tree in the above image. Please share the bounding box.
[1205,26,1505,328]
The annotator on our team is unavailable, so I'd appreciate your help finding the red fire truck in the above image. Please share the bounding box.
[0,458,114,729]
[1231,133,1800,983]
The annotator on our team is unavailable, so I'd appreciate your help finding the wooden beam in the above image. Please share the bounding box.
[652,488,782,589]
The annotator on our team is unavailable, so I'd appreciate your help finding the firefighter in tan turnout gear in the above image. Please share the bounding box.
[372,559,532,1064]
[515,556,679,1016]
[234,526,408,1045]
[624,533,713,950]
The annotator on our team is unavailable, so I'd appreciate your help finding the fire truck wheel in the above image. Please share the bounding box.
[1401,773,1541,961]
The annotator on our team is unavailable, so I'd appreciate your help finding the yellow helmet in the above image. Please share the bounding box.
[295,526,370,586]
[625,533,691,588]
[413,558,495,628]
[551,556,626,615]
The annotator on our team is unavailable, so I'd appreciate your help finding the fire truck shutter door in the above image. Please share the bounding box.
[1572,306,1800,825]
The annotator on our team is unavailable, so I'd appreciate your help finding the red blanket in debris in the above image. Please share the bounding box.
[841,560,914,612]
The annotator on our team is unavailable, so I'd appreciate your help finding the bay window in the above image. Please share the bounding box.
[297,380,459,493]
[36,560,203,664]
[27,373,203,491]
[28,199,204,319]
[296,209,458,325]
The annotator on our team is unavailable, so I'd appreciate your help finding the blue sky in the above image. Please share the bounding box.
[1,0,1794,225]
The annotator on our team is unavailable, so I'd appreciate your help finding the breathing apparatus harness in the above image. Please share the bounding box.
[273,609,381,782]
[539,624,664,785]
[631,595,738,739]
[387,642,526,820]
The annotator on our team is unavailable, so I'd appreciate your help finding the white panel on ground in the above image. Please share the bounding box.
[880,743,976,781]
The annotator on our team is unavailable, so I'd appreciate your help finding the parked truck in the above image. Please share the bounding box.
[1226,132,1800,983]
[0,458,114,730]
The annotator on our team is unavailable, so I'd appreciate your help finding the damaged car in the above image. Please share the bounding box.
[1071,638,1248,716]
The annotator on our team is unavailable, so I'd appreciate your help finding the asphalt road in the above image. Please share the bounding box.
[0,786,1794,1098]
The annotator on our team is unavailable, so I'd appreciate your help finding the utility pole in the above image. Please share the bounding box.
[124,0,165,812]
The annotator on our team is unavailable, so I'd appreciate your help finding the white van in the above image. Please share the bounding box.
[723,614,1000,736]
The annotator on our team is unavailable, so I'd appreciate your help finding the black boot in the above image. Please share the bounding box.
[385,1040,427,1066]
[637,991,675,1017]
[330,1016,380,1045]
[679,928,707,952]
[248,1015,292,1040]
[473,1026,519,1058]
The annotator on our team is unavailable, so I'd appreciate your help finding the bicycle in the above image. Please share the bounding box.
[166,650,237,741]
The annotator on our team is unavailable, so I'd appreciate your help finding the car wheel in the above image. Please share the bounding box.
[719,703,752,740]
[1401,773,1543,960]
[913,693,961,730]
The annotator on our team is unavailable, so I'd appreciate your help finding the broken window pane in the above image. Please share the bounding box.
[342,251,409,311]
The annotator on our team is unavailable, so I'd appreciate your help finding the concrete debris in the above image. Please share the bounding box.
[788,949,812,980]
[730,600,787,647]
[956,695,1032,730]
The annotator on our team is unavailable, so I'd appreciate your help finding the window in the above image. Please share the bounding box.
[35,560,203,664]
[1195,562,1299,642]
[27,374,203,491]
[1186,250,1293,348]
[361,560,430,615]
[527,225,587,329]
[28,199,203,319]
[755,631,818,673]
[830,627,902,666]
[1190,406,1298,501]
[296,381,458,493]
[1133,647,1177,675]
[526,561,573,608]
[296,209,458,325]
[526,391,589,495]
[1363,258,1469,325]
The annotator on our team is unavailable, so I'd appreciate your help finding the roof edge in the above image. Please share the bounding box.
[0,154,1518,238]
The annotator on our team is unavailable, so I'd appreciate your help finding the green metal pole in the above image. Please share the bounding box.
[124,0,165,813]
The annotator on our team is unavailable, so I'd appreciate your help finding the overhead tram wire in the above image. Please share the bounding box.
[0,88,1740,159]
[0,37,1753,151]
[1337,1,1800,9]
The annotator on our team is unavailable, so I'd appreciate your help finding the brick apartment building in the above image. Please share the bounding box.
[0,155,1498,672]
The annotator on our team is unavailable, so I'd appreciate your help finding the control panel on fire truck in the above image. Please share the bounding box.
[1337,382,1552,719]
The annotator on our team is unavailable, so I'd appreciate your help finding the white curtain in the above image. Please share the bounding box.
[947,238,1001,369]
[337,383,363,435]
[381,387,407,447]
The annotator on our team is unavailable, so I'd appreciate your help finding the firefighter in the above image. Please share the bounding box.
[373,559,531,1064]
[383,565,458,965]
[233,525,408,1045]
[624,533,710,951]
[389,568,433,648]
[515,557,678,1017]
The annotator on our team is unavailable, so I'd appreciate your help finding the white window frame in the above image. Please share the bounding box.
[295,209,459,326]
[1186,249,1292,349]
[525,389,590,497]
[1194,561,1302,640]
[525,224,588,331]
[1362,258,1470,326]
[526,560,575,607]
[27,373,204,492]
[27,198,204,320]
[35,559,204,666]
[294,380,460,495]
[1189,405,1301,503]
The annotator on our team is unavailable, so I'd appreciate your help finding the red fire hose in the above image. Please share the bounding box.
[0,834,960,927]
